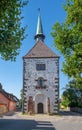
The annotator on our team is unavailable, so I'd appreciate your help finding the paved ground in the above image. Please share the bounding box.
[0,111,82,130]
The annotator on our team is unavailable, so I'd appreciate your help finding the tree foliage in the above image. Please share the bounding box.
[61,80,82,108]
[51,0,82,88]
[0,0,28,61]
[19,89,23,109]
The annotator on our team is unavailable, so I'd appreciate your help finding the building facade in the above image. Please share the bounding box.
[23,12,59,114]
[0,83,19,113]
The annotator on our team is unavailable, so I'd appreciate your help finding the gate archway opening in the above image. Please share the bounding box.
[37,103,43,113]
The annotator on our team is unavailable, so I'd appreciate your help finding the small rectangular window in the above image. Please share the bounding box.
[36,64,46,70]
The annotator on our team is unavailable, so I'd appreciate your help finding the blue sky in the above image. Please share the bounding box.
[0,0,69,99]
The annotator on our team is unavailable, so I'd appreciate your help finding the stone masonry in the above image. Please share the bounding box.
[23,57,59,114]
[22,12,59,114]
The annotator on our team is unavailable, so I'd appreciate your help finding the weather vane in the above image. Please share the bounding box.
[38,8,40,12]
[38,8,40,16]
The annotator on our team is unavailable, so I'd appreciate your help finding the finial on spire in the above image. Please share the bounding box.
[34,9,45,41]
[38,8,40,12]
[38,8,40,16]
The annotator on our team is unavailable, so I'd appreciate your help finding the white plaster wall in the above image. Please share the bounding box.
[24,58,59,113]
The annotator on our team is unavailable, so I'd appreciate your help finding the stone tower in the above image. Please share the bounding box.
[23,11,59,114]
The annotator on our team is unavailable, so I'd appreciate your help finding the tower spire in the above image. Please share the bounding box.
[34,8,45,41]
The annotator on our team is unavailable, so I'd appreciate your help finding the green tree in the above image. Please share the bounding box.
[61,80,82,108]
[0,0,28,61]
[19,89,23,109]
[51,0,82,88]
[62,86,78,108]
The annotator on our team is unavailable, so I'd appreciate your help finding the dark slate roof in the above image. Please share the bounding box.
[23,40,59,58]
[0,84,19,102]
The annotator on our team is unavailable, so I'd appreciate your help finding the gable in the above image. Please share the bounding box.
[23,40,59,58]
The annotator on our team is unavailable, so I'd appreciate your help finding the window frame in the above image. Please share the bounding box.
[38,78,44,87]
[36,64,46,71]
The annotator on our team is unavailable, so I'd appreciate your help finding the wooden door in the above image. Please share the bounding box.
[37,103,43,113]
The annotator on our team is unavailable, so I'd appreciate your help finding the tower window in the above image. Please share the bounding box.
[35,77,47,89]
[36,64,46,70]
[38,78,44,87]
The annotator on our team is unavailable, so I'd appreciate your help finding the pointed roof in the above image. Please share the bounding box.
[36,11,43,35]
[23,40,59,58]
[34,9,45,41]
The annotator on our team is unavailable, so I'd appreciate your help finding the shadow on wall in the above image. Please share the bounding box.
[0,119,56,130]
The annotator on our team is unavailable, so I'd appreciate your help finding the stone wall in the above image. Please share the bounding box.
[23,58,59,114]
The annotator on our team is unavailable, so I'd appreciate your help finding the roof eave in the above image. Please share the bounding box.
[23,56,60,59]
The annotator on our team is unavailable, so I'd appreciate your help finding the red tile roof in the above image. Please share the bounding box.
[23,40,59,58]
